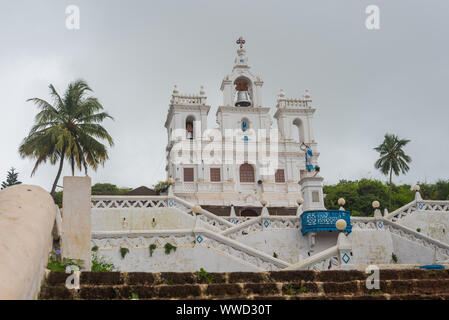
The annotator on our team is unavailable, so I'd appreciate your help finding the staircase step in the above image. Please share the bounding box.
[39,270,449,300]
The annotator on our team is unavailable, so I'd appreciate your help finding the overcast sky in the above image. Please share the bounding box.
[0,0,448,191]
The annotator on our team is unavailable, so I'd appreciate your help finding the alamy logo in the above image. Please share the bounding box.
[169,121,280,175]
[365,265,380,290]
[65,265,81,290]
[365,5,380,30]
[65,5,80,30]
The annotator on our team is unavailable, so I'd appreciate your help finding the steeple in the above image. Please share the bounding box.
[220,37,264,107]
[233,36,250,70]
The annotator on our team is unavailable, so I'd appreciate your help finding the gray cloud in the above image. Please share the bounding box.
[0,0,448,191]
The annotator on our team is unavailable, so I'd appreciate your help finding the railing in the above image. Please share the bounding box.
[91,195,169,209]
[92,228,290,271]
[277,98,310,109]
[284,245,340,271]
[300,210,352,235]
[223,216,256,225]
[381,219,449,261]
[173,196,235,231]
[385,200,449,223]
[171,94,206,106]
[351,216,449,262]
[384,200,417,222]
[222,216,300,239]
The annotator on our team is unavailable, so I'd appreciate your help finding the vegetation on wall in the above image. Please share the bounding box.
[47,250,84,272]
[149,244,157,257]
[120,247,129,259]
[164,242,177,254]
[91,246,116,271]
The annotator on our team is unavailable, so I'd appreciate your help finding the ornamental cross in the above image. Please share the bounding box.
[236,36,245,48]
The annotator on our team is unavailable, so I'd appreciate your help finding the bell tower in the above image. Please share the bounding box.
[220,37,264,108]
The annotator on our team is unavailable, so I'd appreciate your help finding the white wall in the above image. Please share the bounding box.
[92,208,212,232]
[397,212,449,245]
[97,246,260,272]
[350,230,394,264]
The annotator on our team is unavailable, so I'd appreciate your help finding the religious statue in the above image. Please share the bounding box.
[300,142,314,171]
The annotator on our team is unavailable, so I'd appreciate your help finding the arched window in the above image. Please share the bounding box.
[186,115,195,140]
[239,163,255,183]
[293,118,305,143]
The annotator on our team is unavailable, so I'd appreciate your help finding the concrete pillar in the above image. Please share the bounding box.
[337,232,354,270]
[62,176,92,270]
[299,173,326,211]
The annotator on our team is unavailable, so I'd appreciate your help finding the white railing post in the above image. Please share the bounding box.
[337,232,353,270]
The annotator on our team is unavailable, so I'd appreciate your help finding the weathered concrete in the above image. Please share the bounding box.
[40,269,449,300]
[0,185,56,299]
[62,176,92,270]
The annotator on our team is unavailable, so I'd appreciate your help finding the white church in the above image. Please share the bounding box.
[88,38,449,273]
[164,37,322,216]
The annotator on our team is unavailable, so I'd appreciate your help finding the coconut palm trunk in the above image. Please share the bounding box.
[389,166,393,210]
[51,151,65,196]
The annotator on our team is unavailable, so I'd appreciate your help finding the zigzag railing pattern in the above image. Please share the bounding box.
[284,245,340,271]
[221,216,300,239]
[172,196,235,231]
[91,195,235,232]
[351,216,449,262]
[91,228,290,271]
[385,200,449,223]
[92,196,169,209]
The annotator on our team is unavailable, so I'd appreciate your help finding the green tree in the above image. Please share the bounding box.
[324,179,414,216]
[91,183,131,195]
[374,134,412,210]
[18,80,114,196]
[1,167,22,189]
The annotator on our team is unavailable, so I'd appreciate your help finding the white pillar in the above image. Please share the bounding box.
[337,232,353,270]
[62,176,92,271]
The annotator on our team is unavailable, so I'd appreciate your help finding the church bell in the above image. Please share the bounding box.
[235,90,251,107]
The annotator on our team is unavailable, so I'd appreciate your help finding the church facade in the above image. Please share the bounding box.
[164,38,322,213]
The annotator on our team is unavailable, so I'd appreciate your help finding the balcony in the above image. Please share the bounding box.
[300,210,352,236]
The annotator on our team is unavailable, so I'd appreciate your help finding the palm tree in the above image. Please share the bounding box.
[19,80,114,195]
[374,133,412,210]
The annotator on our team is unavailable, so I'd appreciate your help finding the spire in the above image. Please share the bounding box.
[233,36,249,70]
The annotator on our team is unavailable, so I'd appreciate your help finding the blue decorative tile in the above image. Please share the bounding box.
[168,199,174,207]
[264,220,270,228]
[377,221,383,228]
[418,203,423,210]
[196,235,203,244]
[342,253,350,264]
[231,219,236,224]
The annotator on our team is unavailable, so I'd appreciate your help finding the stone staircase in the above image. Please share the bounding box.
[39,269,449,300]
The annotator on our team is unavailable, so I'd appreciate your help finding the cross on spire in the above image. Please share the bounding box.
[236,36,245,49]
